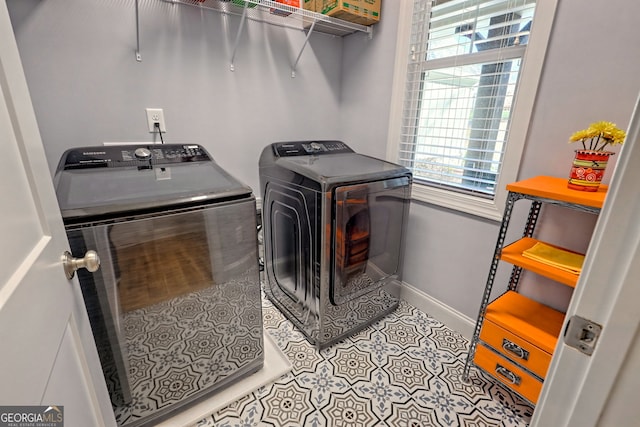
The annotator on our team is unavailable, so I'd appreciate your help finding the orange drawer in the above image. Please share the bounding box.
[480,319,552,378]
[485,291,564,355]
[474,344,542,404]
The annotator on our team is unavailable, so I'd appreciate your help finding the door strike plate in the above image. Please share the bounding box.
[564,315,602,356]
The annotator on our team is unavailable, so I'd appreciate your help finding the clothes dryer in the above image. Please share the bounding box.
[259,141,411,348]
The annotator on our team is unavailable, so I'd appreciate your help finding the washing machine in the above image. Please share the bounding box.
[54,144,263,426]
[259,140,412,348]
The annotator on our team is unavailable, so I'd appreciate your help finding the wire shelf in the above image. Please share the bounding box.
[164,0,372,37]
[135,0,374,74]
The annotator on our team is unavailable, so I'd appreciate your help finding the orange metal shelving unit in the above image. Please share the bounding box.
[463,176,606,405]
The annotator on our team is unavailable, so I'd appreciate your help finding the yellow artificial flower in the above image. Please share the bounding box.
[569,129,592,142]
[569,120,626,150]
[610,128,626,145]
[588,121,617,134]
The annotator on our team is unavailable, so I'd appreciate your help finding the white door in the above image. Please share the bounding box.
[0,2,115,426]
[532,94,640,427]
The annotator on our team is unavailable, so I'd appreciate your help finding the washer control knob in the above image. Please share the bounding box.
[134,147,152,159]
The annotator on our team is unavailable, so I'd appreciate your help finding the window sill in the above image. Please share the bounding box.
[410,183,503,222]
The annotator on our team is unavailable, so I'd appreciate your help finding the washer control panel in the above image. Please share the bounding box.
[62,144,210,169]
[273,141,353,157]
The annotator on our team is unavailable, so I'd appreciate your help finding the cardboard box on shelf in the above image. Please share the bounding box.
[303,0,317,12]
[318,0,381,26]
[229,0,258,8]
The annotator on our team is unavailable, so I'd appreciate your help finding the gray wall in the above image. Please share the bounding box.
[8,0,640,320]
[511,0,640,310]
[8,0,346,192]
[338,0,399,159]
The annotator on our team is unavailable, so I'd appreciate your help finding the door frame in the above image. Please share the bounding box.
[532,94,640,426]
[1,1,114,423]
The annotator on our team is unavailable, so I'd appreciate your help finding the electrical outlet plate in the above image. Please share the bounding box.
[146,108,167,133]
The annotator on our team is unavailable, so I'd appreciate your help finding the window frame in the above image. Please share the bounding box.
[386,0,558,221]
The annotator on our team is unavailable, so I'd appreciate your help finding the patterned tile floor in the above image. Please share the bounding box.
[191,295,534,427]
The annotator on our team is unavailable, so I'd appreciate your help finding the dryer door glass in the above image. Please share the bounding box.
[331,177,410,305]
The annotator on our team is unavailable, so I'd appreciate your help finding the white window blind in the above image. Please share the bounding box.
[399,0,536,197]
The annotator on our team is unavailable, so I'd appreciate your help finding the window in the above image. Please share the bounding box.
[388,0,557,219]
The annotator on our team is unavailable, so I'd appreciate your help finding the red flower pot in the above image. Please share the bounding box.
[567,150,613,192]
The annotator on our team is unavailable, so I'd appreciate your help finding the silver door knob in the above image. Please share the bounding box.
[62,250,100,279]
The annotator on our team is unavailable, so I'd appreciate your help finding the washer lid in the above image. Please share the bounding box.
[54,145,252,220]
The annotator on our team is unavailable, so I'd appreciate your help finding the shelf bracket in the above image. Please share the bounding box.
[291,20,316,78]
[230,3,250,72]
[135,0,142,61]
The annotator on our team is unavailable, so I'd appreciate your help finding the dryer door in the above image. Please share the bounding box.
[331,176,411,305]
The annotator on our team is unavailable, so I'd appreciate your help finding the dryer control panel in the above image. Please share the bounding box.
[273,141,354,157]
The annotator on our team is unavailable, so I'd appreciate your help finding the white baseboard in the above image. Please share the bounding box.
[401,282,475,341]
